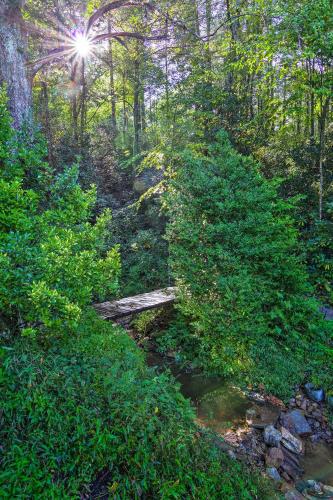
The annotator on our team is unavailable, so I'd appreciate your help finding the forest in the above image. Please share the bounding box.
[0,0,332,498]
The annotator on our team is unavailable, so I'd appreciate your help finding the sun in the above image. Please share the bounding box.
[73,33,92,58]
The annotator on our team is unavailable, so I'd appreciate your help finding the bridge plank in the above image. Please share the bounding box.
[94,287,177,320]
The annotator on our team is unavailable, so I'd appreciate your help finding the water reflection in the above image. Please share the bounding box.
[302,442,333,486]
[147,352,251,432]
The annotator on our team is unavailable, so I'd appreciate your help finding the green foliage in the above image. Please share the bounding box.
[306,205,333,305]
[0,311,273,499]
[0,88,120,336]
[109,203,169,297]
[131,308,163,336]
[164,131,332,397]
[156,312,200,360]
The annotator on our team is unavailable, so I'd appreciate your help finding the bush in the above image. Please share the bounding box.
[306,204,333,306]
[0,88,120,336]
[0,312,273,499]
[164,131,332,397]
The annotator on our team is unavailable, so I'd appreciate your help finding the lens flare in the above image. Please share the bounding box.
[73,33,92,58]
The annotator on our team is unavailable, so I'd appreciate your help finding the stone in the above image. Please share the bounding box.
[281,427,303,455]
[285,489,306,500]
[264,425,282,447]
[280,461,302,481]
[248,391,266,404]
[265,447,284,468]
[305,480,322,495]
[312,410,322,421]
[282,471,293,483]
[323,485,333,496]
[266,467,282,483]
[327,395,333,409]
[246,408,257,423]
[304,383,325,403]
[300,400,308,412]
[295,481,308,494]
[281,447,301,468]
[227,450,237,460]
[281,410,312,437]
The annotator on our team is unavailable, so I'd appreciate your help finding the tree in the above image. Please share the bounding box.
[165,131,326,395]
[0,0,31,126]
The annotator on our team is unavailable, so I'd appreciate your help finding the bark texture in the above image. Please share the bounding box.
[0,0,31,127]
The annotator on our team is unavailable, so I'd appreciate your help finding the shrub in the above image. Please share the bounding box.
[0,88,120,336]
[306,204,333,305]
[0,311,273,499]
[164,131,332,397]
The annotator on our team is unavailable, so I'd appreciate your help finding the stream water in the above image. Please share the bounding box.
[302,442,333,486]
[147,351,333,486]
[147,351,251,433]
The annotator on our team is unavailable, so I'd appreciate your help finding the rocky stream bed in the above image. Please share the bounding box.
[146,351,333,499]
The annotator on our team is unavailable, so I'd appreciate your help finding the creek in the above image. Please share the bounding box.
[147,350,333,488]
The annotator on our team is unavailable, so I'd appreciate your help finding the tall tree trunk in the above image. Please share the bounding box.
[108,21,117,138]
[0,0,31,127]
[40,79,54,164]
[133,59,141,155]
[318,95,330,220]
[122,71,127,147]
[80,60,86,148]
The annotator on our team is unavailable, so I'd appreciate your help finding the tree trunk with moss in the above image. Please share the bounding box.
[0,0,31,127]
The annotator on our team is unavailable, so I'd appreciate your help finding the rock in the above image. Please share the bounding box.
[312,410,322,421]
[266,467,282,483]
[265,447,284,468]
[308,402,319,413]
[304,383,325,403]
[295,481,308,494]
[281,410,312,437]
[300,400,308,412]
[323,485,333,496]
[320,306,333,320]
[280,461,303,481]
[281,427,303,455]
[305,480,322,495]
[248,391,266,404]
[246,408,257,423]
[266,395,287,410]
[264,425,282,447]
[296,480,324,498]
[282,447,301,468]
[227,450,237,460]
[310,434,321,444]
[285,489,306,500]
[282,471,293,483]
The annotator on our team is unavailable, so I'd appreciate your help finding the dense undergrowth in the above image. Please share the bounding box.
[0,311,274,499]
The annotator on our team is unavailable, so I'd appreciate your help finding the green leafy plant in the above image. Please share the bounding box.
[164,131,332,397]
[0,87,120,336]
[306,204,333,305]
[0,311,274,499]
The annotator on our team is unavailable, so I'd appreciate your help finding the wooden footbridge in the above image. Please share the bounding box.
[94,287,177,321]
